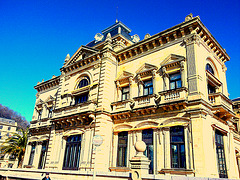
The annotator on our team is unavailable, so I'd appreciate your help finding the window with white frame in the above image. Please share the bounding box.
[169,73,182,90]
[143,79,153,95]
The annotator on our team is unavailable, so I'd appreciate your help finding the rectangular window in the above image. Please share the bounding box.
[38,110,42,120]
[38,141,48,169]
[122,86,130,101]
[63,135,82,170]
[208,84,216,94]
[117,131,128,167]
[142,129,154,174]
[215,130,228,178]
[0,126,3,129]
[8,127,11,131]
[48,107,53,118]
[170,126,186,168]
[28,142,36,166]
[170,73,182,90]
[75,93,89,105]
[143,80,153,96]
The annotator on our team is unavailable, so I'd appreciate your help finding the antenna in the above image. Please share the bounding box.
[116,0,119,23]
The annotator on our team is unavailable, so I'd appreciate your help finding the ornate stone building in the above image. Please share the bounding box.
[0,118,19,168]
[19,14,240,179]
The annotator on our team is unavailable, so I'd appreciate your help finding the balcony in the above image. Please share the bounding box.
[54,100,96,118]
[133,94,156,109]
[111,88,188,114]
[111,100,132,113]
[208,92,232,111]
[159,87,188,105]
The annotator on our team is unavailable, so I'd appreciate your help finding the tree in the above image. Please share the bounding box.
[0,104,29,130]
[0,128,28,168]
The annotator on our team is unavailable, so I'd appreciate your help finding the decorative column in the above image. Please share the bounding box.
[130,141,151,180]
[22,142,32,167]
[184,34,199,95]
[129,77,133,99]
[137,75,143,96]
[152,69,157,94]
[180,61,186,88]
[32,141,43,168]
[162,67,169,91]
[116,81,121,101]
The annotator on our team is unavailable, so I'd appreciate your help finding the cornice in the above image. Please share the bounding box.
[115,16,230,64]
[34,76,60,92]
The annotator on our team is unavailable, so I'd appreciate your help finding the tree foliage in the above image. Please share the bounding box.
[0,128,28,168]
[0,104,29,130]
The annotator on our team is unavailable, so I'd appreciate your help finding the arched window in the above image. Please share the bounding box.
[77,76,90,89]
[206,63,214,75]
[75,76,90,105]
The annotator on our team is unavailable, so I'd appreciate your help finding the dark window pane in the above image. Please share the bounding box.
[28,142,36,166]
[169,73,182,90]
[215,130,228,178]
[142,129,154,174]
[143,80,153,96]
[170,126,186,168]
[63,135,81,170]
[122,86,130,101]
[117,132,128,167]
[206,64,214,75]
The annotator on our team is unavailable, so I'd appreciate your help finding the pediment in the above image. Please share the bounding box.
[36,99,44,106]
[45,95,54,102]
[136,63,157,74]
[160,54,185,67]
[64,45,99,67]
[116,71,134,81]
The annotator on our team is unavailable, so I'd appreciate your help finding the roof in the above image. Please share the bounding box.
[86,21,133,47]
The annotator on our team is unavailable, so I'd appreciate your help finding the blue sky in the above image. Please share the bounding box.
[0,0,239,122]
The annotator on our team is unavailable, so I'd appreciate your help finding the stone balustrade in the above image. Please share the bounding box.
[208,92,232,110]
[54,100,96,118]
[159,87,188,104]
[111,88,188,114]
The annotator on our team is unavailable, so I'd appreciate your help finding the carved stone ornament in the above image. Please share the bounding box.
[180,61,185,70]
[152,69,157,79]
[103,51,113,58]
[185,13,193,22]
[136,74,143,84]
[130,99,135,110]
[154,93,161,106]
[183,34,200,46]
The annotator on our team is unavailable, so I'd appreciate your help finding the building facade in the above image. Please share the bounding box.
[21,14,240,179]
[0,118,18,168]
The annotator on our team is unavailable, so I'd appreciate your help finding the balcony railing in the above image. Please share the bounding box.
[208,92,232,110]
[54,100,96,118]
[111,100,132,113]
[158,87,188,104]
[111,88,188,113]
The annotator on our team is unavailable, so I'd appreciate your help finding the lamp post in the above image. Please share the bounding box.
[92,135,103,180]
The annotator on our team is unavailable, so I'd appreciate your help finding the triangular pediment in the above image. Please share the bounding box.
[36,99,44,106]
[136,63,157,74]
[64,45,99,67]
[160,54,185,67]
[45,95,55,103]
[116,71,134,81]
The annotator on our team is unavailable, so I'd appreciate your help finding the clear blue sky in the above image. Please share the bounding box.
[0,0,239,122]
